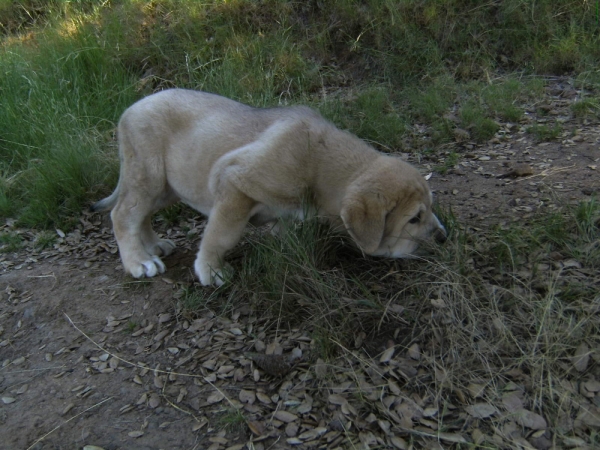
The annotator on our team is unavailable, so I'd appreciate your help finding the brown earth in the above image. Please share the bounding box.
[0,84,598,450]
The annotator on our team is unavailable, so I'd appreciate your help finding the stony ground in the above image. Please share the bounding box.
[0,82,599,450]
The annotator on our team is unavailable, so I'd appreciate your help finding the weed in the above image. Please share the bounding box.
[571,98,599,117]
[126,321,138,333]
[434,152,459,175]
[0,231,23,252]
[217,408,246,432]
[459,102,500,142]
[527,122,562,142]
[157,203,197,228]
[34,230,57,250]
[319,86,407,151]
[179,286,219,314]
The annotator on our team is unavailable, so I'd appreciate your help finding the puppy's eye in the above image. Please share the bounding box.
[408,214,421,224]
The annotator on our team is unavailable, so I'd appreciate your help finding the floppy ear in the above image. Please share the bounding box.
[340,193,386,254]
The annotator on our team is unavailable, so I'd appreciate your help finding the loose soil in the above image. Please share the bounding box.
[1,83,598,450]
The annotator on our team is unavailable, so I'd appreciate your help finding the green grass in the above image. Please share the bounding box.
[527,122,563,142]
[571,97,600,117]
[1,1,598,227]
[33,230,57,250]
[0,231,24,253]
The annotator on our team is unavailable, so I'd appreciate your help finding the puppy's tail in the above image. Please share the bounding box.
[90,182,119,213]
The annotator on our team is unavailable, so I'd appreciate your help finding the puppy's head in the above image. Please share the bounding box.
[340,157,446,258]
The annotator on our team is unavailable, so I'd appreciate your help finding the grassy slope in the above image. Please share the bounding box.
[0,0,599,226]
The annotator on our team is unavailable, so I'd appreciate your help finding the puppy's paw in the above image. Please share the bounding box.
[128,256,166,278]
[150,239,176,257]
[195,258,231,287]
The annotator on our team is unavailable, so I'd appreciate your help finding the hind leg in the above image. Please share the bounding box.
[139,193,178,257]
[111,193,168,278]
[140,217,176,257]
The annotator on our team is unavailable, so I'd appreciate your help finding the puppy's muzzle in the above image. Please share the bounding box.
[433,224,447,244]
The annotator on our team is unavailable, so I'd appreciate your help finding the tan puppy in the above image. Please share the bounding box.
[92,89,446,286]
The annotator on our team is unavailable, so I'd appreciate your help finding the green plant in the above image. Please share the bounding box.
[217,408,246,432]
[0,231,23,252]
[434,151,459,175]
[526,122,562,142]
[33,230,57,249]
[459,102,500,142]
[571,98,599,117]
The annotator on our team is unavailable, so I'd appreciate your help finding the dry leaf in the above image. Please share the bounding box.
[389,435,407,449]
[328,394,348,406]
[379,346,395,363]
[576,407,600,427]
[297,395,313,414]
[256,392,271,404]
[572,342,590,372]
[128,431,144,438]
[247,420,265,436]
[388,380,401,395]
[502,391,524,412]
[245,352,293,376]
[285,422,299,437]
[148,393,160,408]
[298,427,327,440]
[467,383,485,398]
[314,358,327,378]
[407,343,420,360]
[239,389,255,404]
[514,409,547,430]
[465,403,497,419]
[471,428,485,445]
[274,410,298,423]
[207,392,225,404]
[438,432,468,444]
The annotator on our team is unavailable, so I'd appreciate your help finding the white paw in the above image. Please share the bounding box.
[195,257,227,287]
[129,256,166,278]
[151,239,176,256]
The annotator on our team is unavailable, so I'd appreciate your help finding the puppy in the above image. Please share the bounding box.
[92,89,446,286]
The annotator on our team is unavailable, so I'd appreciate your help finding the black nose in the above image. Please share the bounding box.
[434,227,447,244]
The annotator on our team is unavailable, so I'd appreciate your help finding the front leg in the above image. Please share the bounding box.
[195,190,255,286]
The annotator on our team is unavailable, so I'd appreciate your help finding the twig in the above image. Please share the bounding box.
[64,313,204,379]
[1,366,66,374]
[506,164,575,184]
[26,397,113,450]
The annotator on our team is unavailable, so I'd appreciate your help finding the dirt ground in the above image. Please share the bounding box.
[0,84,598,450]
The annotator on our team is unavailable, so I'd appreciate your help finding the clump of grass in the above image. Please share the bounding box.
[216,408,246,432]
[0,231,24,253]
[319,86,407,151]
[392,200,599,427]
[33,230,57,250]
[527,122,562,142]
[0,16,134,227]
[459,102,500,142]
[434,151,459,175]
[408,77,457,123]
[571,98,599,117]
[180,213,409,359]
